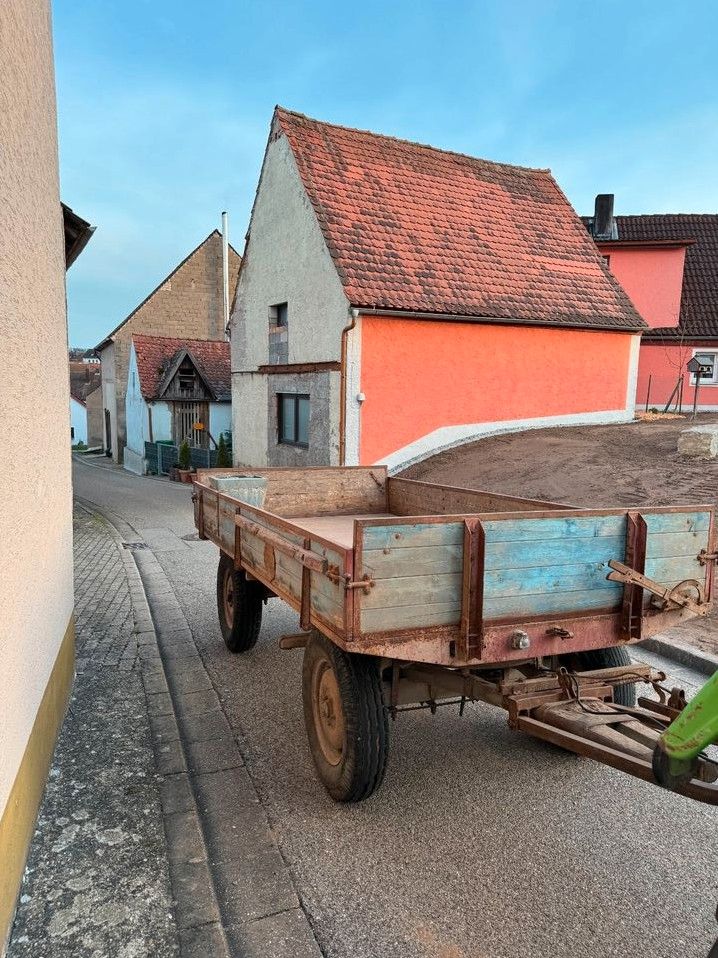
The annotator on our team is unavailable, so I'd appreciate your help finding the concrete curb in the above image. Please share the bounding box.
[640,636,718,677]
[75,497,323,958]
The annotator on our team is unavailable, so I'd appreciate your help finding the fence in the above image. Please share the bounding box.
[144,439,233,475]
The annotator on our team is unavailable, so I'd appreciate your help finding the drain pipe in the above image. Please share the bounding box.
[221,211,230,339]
[339,308,359,466]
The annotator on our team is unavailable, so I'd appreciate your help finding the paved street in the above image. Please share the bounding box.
[73,457,718,958]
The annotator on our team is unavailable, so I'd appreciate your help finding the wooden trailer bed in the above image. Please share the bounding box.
[193,466,715,668]
[192,466,718,805]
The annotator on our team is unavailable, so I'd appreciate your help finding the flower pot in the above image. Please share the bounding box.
[178,469,194,484]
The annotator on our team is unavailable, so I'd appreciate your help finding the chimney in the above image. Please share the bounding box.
[593,194,616,240]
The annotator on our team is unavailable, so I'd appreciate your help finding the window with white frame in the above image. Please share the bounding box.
[690,351,718,385]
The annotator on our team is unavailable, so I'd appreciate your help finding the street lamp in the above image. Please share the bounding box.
[686,356,704,420]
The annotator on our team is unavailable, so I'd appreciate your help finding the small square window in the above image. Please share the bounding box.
[278,393,309,447]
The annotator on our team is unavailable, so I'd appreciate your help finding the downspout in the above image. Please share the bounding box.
[339,308,358,466]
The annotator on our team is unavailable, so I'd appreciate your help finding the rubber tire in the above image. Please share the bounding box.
[216,552,263,653]
[302,632,389,803]
[570,645,637,707]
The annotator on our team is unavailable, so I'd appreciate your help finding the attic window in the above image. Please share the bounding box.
[269,302,289,364]
[178,360,196,392]
[270,302,288,327]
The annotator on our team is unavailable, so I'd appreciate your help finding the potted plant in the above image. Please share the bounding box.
[216,432,231,468]
[177,440,194,483]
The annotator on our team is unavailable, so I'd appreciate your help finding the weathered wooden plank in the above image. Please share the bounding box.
[644,531,708,558]
[220,517,235,552]
[362,522,464,552]
[643,511,711,534]
[484,588,620,620]
[240,529,346,616]
[484,536,626,571]
[363,544,464,579]
[485,562,621,598]
[483,515,626,543]
[363,573,462,610]
[361,602,461,632]
[644,556,705,583]
[387,477,568,517]
[263,468,387,517]
[309,540,346,572]
[200,468,388,519]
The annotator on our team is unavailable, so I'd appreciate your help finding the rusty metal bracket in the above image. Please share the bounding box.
[607,559,709,616]
[326,568,375,594]
[698,549,718,566]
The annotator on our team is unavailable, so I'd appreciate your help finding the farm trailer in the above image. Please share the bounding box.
[192,466,718,804]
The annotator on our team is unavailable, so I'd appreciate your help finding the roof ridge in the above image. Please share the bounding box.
[615,212,718,219]
[132,333,228,344]
[275,105,551,178]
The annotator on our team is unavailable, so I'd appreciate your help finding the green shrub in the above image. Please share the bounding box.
[216,432,230,467]
[178,439,191,470]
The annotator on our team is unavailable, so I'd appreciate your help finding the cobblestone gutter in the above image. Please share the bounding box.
[8,506,179,957]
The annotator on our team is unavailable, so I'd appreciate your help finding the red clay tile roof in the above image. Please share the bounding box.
[274,108,645,331]
[132,335,231,400]
[69,361,101,402]
[607,215,718,340]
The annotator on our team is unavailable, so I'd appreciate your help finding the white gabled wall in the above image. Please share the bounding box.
[124,344,146,459]
[70,398,87,445]
[230,124,350,466]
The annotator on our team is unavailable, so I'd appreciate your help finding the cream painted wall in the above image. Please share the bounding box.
[0,0,74,815]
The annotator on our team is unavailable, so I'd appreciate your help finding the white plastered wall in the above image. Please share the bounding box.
[230,124,350,466]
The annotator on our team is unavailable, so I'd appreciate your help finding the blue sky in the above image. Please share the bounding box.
[55,0,718,347]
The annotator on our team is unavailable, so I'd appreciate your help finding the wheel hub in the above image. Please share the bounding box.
[312,660,345,766]
[223,568,234,626]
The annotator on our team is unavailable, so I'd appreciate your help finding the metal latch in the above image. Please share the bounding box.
[698,549,718,566]
[326,567,375,594]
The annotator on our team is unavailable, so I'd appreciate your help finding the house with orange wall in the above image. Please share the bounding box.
[230,108,645,472]
[585,198,718,412]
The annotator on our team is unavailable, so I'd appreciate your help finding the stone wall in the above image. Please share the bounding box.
[100,232,239,461]
[85,385,104,447]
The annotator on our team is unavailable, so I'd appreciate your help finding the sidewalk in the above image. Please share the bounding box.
[8,505,179,957]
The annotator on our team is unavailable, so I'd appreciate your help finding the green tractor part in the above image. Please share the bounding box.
[652,670,718,789]
[652,671,718,957]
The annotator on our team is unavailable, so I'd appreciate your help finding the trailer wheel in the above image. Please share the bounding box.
[216,552,262,653]
[302,632,389,803]
[568,645,637,707]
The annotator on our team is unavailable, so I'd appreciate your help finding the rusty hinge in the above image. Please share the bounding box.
[698,549,718,566]
[326,567,375,594]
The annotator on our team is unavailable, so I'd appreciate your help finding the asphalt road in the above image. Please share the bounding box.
[74,457,718,958]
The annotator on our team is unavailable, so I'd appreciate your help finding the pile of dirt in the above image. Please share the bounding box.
[402,415,718,510]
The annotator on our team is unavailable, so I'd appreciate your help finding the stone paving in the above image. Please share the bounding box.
[8,506,179,958]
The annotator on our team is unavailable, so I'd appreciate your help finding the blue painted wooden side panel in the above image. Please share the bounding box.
[482,510,711,620]
[358,510,712,631]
